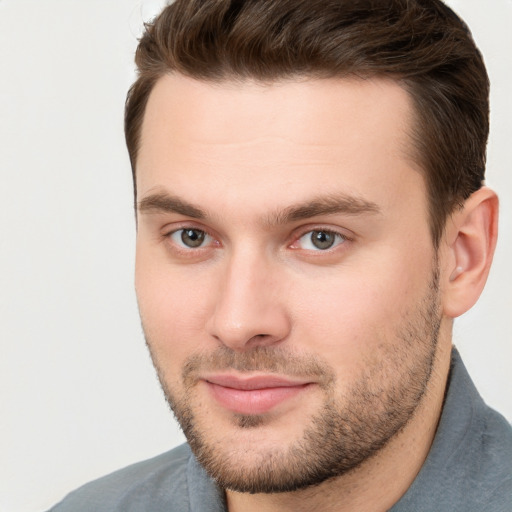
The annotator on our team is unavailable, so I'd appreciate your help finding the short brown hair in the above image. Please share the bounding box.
[125,0,489,247]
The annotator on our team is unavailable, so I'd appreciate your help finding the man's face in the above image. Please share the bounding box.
[135,75,442,492]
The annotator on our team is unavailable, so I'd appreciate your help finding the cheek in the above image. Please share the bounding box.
[135,251,216,364]
[290,252,433,377]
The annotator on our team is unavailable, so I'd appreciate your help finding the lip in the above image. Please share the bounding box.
[203,374,311,415]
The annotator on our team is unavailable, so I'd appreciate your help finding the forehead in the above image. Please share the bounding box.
[139,73,414,150]
[137,74,423,219]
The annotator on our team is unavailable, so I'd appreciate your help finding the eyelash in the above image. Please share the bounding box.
[165,226,217,252]
[163,225,351,254]
[291,229,349,252]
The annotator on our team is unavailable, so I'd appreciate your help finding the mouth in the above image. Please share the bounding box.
[202,374,312,415]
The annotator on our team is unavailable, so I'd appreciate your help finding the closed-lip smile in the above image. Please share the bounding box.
[202,373,312,415]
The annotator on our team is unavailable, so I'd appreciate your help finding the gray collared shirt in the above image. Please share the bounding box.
[49,348,512,511]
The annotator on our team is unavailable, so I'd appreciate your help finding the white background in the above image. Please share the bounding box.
[0,1,511,511]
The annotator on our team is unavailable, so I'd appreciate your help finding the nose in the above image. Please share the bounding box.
[206,249,291,351]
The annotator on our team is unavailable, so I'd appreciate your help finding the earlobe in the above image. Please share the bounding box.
[442,187,499,318]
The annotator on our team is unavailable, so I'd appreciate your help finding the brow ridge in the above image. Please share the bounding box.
[267,194,381,226]
[137,193,206,219]
[137,191,380,224]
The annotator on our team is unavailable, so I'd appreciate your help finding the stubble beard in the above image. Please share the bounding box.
[144,268,442,494]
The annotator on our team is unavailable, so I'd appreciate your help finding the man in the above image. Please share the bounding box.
[49,0,512,510]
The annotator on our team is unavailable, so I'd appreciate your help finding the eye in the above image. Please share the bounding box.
[169,228,212,249]
[295,230,347,251]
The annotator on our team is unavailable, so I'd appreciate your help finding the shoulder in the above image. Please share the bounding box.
[426,399,512,511]
[433,352,512,510]
[47,444,193,512]
[392,349,512,512]
[466,400,512,509]
[452,352,512,494]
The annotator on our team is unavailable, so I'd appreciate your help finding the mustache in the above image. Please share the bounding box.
[181,345,336,388]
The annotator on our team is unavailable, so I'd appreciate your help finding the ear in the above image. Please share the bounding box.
[441,187,499,318]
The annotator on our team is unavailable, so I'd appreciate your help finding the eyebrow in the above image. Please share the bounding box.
[137,193,206,219]
[137,191,380,224]
[269,194,381,225]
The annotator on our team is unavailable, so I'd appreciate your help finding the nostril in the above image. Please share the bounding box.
[245,333,278,347]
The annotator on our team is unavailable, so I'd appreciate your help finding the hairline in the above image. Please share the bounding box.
[130,70,443,244]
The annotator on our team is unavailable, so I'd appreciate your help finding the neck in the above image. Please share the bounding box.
[226,335,453,512]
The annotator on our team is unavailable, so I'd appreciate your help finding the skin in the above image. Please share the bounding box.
[134,74,498,511]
